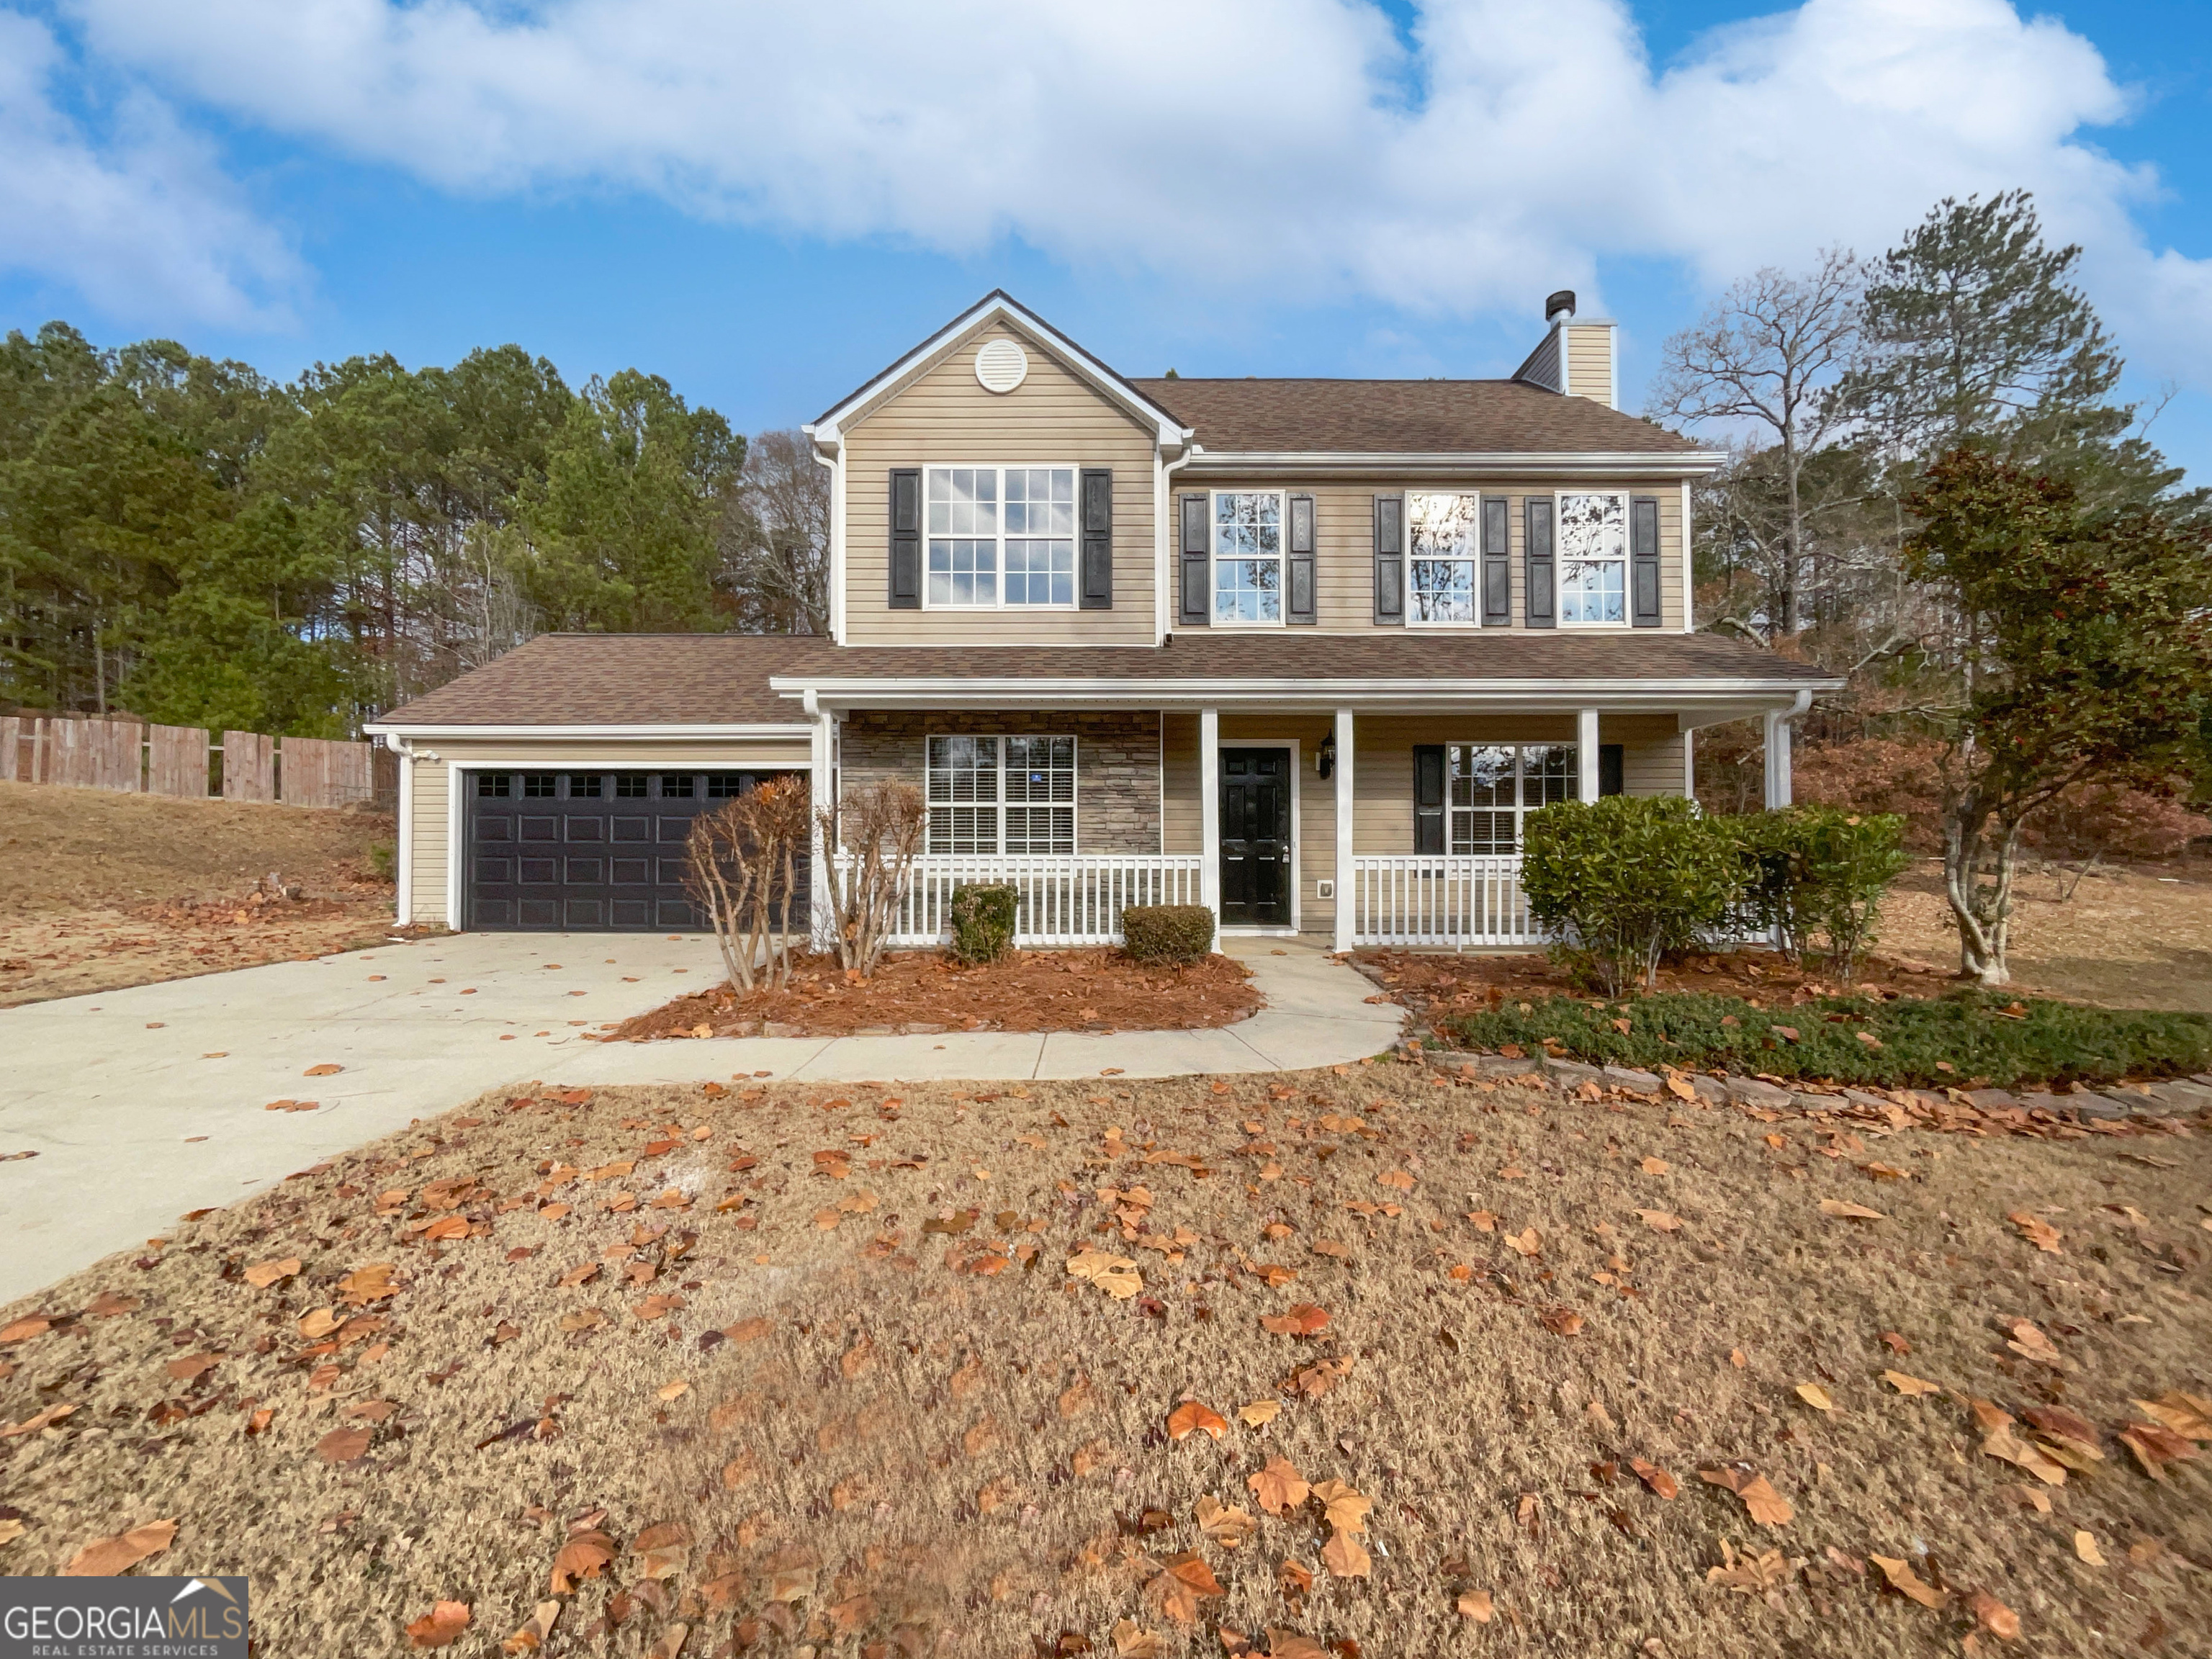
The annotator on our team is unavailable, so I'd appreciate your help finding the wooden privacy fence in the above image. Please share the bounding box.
[1,716,389,809]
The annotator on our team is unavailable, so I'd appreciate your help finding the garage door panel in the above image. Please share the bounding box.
[468,769,808,933]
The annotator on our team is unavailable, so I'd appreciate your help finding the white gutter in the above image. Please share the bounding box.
[361,722,811,739]
[1177,449,1725,480]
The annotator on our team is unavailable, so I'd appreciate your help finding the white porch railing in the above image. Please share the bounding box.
[1352,855,1534,947]
[837,853,1205,948]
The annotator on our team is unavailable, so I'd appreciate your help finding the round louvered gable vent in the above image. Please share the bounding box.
[974,338,1028,394]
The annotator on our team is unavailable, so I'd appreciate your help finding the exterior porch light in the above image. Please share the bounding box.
[1317,728,1335,779]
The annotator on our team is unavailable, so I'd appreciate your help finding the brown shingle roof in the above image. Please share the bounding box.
[1128,377,1701,456]
[370,634,833,727]
[371,630,1827,729]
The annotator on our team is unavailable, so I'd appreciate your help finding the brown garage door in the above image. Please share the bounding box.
[466,769,808,932]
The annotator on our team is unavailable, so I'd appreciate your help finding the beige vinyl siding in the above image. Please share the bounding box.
[1564,323,1616,405]
[842,324,1157,644]
[404,736,811,929]
[1608,714,1687,797]
[1180,478,1685,634]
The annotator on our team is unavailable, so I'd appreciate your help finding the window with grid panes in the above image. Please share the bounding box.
[925,734,1076,855]
[1448,745,1575,853]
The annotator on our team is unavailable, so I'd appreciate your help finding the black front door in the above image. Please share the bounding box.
[1220,748,1291,927]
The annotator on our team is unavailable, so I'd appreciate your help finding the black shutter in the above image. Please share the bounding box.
[888,468,921,608]
[1372,493,1404,625]
[1524,497,1555,629]
[1079,468,1113,608]
[1481,495,1511,627]
[1599,745,1624,797]
[1413,744,1445,853]
[1178,494,1210,626]
[1630,493,1662,626]
[1287,493,1317,625]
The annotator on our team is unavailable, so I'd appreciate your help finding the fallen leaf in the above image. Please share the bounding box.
[551,1530,615,1593]
[2007,1211,2062,1254]
[1310,1479,1372,1534]
[1249,1455,1310,1515]
[1,1403,78,1437]
[2074,1530,2104,1566]
[721,1317,773,1344]
[1456,1590,1493,1623]
[503,1601,562,1655]
[84,1292,139,1318]
[1636,1210,1683,1233]
[1699,1466,1793,1526]
[1870,1554,1943,1608]
[1238,1401,1282,1428]
[1794,1382,1834,1412]
[2004,1320,2068,1370]
[62,1519,176,1576]
[1539,1305,1584,1336]
[243,1257,301,1288]
[1196,1496,1258,1547]
[406,1600,472,1649]
[1640,1156,1670,1176]
[1111,1619,1166,1658]
[1259,1304,1330,1337]
[1166,1401,1228,1442]
[0,1519,22,1549]
[1707,1539,1791,1594]
[1267,1631,1326,1659]
[2117,1421,2198,1480]
[1969,1591,2021,1640]
[317,1426,372,1464]
[1377,1169,1415,1191]
[2133,1391,2212,1443]
[304,1063,344,1076]
[1884,1370,1943,1397]
[1066,1249,1143,1300]
[1503,1226,1542,1258]
[1629,1457,1678,1498]
[1982,1425,2067,1485]
[1321,1529,1370,1578]
[1144,1551,1223,1624]
[657,1379,690,1402]
[1818,1199,1884,1220]
[166,1352,221,1382]
[0,1317,52,1344]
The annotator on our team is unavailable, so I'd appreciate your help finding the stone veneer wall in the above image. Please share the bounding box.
[837,711,1161,855]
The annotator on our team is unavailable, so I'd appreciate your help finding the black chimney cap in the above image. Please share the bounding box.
[1545,289,1577,322]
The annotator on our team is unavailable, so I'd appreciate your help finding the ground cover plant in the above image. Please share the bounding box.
[605,946,1259,1040]
[1439,989,2212,1092]
[1,1068,2206,1655]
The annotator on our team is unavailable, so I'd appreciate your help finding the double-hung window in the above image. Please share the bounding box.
[925,467,1076,608]
[925,735,1075,855]
[1447,744,1575,853]
[1557,493,1627,624]
[1213,492,1282,623]
[1408,492,1480,623]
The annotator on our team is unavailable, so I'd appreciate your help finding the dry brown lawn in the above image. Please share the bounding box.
[1879,862,2212,1013]
[2,1067,2208,1656]
[0,780,399,1006]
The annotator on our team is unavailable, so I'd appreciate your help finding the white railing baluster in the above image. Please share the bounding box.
[829,853,1209,948]
[1341,855,1532,948]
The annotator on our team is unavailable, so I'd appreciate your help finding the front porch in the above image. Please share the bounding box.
[817,698,1806,952]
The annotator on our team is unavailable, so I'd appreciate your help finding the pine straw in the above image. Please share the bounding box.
[1,1069,2208,1657]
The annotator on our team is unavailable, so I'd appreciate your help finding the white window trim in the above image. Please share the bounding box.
[1208,487,1288,629]
[920,463,1082,613]
[924,734,1081,855]
[1445,742,1580,854]
[1552,488,1634,631]
[1404,489,1483,629]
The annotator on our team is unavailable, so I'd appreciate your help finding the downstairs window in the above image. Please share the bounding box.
[925,734,1076,855]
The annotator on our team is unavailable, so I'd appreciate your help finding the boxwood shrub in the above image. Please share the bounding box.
[1120,904,1215,966]
[1442,989,2212,1091]
[948,883,1019,966]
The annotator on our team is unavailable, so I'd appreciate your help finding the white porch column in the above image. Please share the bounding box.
[1199,706,1221,950]
[1576,708,1601,803]
[1763,708,1794,809]
[1332,706,1356,953]
[808,703,837,950]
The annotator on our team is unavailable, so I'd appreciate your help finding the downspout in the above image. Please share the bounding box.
[387,733,413,927]
[1159,442,1198,643]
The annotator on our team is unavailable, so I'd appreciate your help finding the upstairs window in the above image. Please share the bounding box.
[926,467,1076,608]
[1448,744,1575,853]
[1557,493,1627,624]
[1213,492,1282,623]
[1408,493,1480,623]
[926,734,1076,855]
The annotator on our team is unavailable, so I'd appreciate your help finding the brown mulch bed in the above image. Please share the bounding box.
[2,1069,2207,1654]
[1354,945,1953,1031]
[605,948,1261,1040]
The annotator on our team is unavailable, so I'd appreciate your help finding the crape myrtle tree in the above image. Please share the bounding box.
[1903,449,2210,984]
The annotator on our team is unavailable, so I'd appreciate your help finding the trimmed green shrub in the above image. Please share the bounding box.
[1120,904,1215,965]
[948,884,1019,966]
[1442,989,2212,1091]
[367,840,396,882]
[1521,796,1742,995]
[1728,807,1910,979]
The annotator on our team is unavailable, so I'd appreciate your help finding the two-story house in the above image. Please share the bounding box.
[367,291,1836,950]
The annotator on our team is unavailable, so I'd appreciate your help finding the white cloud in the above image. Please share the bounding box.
[40,0,2212,379]
[0,10,300,328]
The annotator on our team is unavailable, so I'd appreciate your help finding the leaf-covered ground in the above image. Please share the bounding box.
[1,1066,2208,1657]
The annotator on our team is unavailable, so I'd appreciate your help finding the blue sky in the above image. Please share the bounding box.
[3,0,2208,478]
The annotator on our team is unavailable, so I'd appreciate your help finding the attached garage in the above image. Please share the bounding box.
[466,768,807,932]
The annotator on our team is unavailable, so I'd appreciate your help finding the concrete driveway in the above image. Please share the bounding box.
[0,935,1400,1303]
